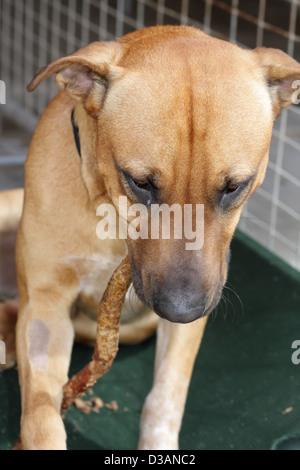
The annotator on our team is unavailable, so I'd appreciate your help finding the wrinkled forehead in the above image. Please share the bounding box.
[101,43,273,173]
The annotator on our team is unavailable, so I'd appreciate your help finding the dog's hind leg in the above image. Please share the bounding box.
[119,310,158,345]
[72,308,158,347]
[0,189,24,370]
[0,189,24,299]
[138,316,207,450]
[0,299,18,370]
[0,188,24,231]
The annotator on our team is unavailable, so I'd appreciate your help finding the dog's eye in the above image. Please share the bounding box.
[224,183,240,194]
[132,180,152,192]
[220,177,253,210]
[121,170,155,206]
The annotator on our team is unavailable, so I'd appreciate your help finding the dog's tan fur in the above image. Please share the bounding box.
[1,25,300,450]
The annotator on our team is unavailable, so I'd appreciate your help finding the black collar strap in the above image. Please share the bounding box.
[71,109,81,158]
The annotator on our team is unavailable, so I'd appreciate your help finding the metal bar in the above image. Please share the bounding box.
[0,155,27,166]
[229,0,239,44]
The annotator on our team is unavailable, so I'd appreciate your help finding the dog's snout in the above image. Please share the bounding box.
[152,284,208,324]
[153,296,207,323]
[130,253,222,324]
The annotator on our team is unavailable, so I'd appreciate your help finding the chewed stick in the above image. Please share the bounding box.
[61,256,131,414]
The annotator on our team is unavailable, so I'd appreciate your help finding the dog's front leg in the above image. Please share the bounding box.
[16,296,74,450]
[139,316,207,450]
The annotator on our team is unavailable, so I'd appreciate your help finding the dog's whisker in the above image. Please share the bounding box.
[222,291,237,322]
[221,294,229,320]
[224,284,244,313]
[209,302,220,326]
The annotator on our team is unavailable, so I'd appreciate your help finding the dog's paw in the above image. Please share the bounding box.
[138,386,181,450]
[0,299,18,370]
[138,411,179,450]
[21,408,67,450]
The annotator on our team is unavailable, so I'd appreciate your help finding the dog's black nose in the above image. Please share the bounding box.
[152,291,208,323]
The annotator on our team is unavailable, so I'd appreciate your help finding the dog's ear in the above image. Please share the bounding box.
[27,42,124,116]
[253,47,300,115]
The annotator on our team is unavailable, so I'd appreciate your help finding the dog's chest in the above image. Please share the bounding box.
[63,253,144,323]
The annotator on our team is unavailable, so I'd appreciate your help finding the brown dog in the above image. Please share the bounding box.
[1,25,300,450]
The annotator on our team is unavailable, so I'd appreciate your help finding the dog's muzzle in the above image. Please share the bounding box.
[131,265,223,324]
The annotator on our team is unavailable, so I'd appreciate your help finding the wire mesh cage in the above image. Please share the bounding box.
[0,0,300,269]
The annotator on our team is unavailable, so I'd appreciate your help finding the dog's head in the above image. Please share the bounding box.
[28,26,300,323]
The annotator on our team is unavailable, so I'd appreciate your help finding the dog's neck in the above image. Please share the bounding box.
[72,105,107,207]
